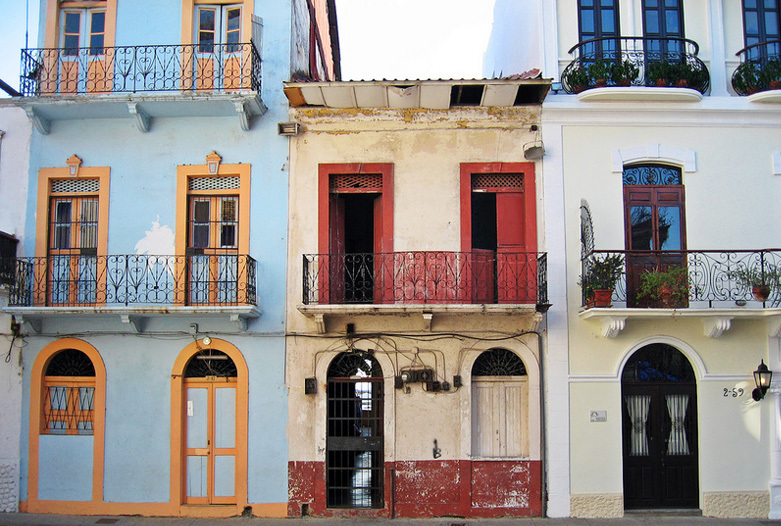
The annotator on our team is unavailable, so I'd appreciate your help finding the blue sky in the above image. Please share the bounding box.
[0,0,494,96]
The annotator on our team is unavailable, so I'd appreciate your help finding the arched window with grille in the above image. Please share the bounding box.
[41,348,96,435]
[471,348,529,458]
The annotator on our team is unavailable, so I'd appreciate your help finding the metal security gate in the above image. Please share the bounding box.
[326,351,384,508]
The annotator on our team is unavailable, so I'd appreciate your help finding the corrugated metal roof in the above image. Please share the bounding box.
[283,77,551,109]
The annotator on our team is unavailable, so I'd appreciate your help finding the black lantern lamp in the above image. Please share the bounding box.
[752,360,773,401]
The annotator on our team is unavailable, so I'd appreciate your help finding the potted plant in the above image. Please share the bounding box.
[732,61,761,95]
[729,265,781,302]
[566,66,591,93]
[760,58,781,90]
[647,61,671,87]
[611,59,640,86]
[580,254,625,307]
[587,59,613,87]
[637,266,690,308]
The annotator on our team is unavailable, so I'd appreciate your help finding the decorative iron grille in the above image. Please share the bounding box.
[184,350,237,378]
[471,174,524,189]
[42,348,96,436]
[581,249,781,308]
[0,231,17,286]
[46,348,96,376]
[472,348,527,376]
[329,174,383,192]
[20,41,261,97]
[560,36,709,94]
[302,251,548,307]
[5,254,257,307]
[622,344,695,383]
[326,351,384,509]
[732,40,781,95]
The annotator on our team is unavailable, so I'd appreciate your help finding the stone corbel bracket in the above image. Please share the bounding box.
[25,107,50,135]
[127,102,151,132]
[16,315,41,334]
[120,314,142,333]
[703,316,733,338]
[601,316,627,338]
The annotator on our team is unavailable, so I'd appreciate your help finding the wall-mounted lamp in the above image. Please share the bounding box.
[523,124,545,160]
[206,151,222,175]
[202,336,212,346]
[753,359,773,401]
[66,154,82,177]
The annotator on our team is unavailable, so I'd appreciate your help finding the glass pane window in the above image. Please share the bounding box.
[53,200,72,249]
[743,0,780,50]
[79,199,98,249]
[198,8,216,52]
[63,12,81,56]
[630,206,654,250]
[191,200,210,248]
[226,7,241,51]
[658,206,682,250]
[89,11,105,55]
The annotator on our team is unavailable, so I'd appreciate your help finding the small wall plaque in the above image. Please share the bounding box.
[590,410,607,422]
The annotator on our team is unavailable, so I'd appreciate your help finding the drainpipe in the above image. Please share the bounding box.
[530,329,547,517]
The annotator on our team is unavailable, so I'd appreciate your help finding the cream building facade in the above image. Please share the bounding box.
[486,0,781,519]
[283,79,554,517]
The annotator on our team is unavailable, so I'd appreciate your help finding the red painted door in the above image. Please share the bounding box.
[327,194,346,304]
[496,192,534,303]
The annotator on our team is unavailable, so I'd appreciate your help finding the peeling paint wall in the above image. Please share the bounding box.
[286,106,546,517]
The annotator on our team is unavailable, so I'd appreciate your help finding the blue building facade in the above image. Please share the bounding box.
[7,0,338,516]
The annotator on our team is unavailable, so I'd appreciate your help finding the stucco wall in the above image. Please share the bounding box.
[544,96,781,516]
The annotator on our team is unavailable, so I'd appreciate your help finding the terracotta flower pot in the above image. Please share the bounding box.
[591,289,613,308]
[753,284,771,302]
[770,80,781,90]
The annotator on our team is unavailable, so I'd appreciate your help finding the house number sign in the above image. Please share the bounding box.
[723,387,744,397]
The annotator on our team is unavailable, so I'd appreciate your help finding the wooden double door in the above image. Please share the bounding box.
[622,381,698,509]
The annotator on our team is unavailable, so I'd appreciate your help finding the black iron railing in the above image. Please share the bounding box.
[581,249,781,308]
[302,251,548,307]
[20,42,261,97]
[6,254,256,307]
[561,36,709,94]
[732,40,781,95]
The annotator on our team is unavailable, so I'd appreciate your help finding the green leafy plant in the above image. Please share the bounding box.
[637,266,690,308]
[611,59,639,85]
[729,264,781,301]
[566,66,590,92]
[760,58,781,89]
[647,61,672,86]
[732,61,761,94]
[587,59,613,86]
[580,254,625,298]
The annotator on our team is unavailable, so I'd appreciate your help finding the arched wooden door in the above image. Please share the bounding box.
[621,344,698,510]
[183,349,238,504]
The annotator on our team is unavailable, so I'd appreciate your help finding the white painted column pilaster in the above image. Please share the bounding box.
[768,336,781,518]
[707,0,729,96]
[541,0,560,80]
[541,118,571,517]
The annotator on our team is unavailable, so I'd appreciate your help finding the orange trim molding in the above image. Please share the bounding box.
[182,0,255,46]
[170,339,249,511]
[27,338,106,510]
[44,0,117,49]
[35,160,110,260]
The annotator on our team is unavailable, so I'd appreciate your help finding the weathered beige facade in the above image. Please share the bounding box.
[284,80,551,517]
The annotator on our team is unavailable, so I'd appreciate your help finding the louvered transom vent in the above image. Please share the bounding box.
[51,178,100,193]
[189,176,240,191]
[471,174,523,190]
[330,174,383,192]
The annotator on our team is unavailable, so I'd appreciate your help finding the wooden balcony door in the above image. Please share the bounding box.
[187,195,239,305]
[193,4,243,91]
[623,165,686,306]
[58,8,109,94]
[469,173,535,304]
[47,196,99,305]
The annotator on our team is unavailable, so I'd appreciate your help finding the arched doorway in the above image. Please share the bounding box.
[621,343,698,510]
[471,348,529,457]
[171,339,248,509]
[326,350,383,509]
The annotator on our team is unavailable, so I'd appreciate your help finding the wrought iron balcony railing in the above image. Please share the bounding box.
[561,36,709,94]
[732,40,781,95]
[5,254,256,307]
[302,251,548,307]
[581,249,781,308]
[19,42,261,97]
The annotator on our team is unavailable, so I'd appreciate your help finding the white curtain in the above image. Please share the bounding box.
[666,394,690,456]
[625,395,651,456]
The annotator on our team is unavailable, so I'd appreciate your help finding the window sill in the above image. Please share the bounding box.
[747,90,781,104]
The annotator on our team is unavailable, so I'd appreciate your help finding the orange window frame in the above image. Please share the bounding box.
[34,164,110,307]
[44,0,117,49]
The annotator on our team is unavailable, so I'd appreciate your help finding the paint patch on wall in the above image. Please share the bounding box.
[134,217,174,255]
